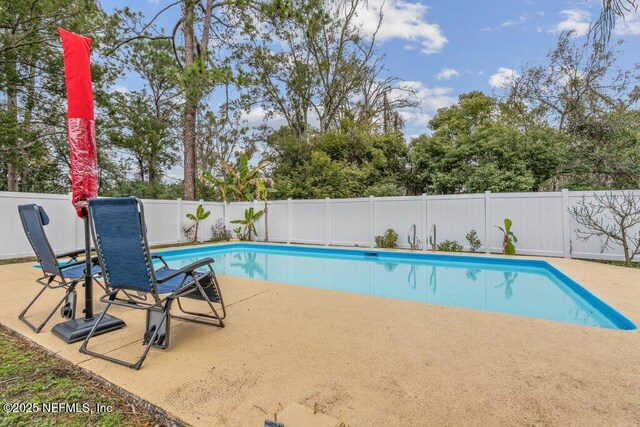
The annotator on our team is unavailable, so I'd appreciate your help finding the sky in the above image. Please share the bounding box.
[101,0,640,141]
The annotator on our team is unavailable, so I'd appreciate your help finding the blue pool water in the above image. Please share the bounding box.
[156,243,636,330]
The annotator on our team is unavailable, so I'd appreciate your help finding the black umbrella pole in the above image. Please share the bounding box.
[51,210,125,343]
[83,213,93,319]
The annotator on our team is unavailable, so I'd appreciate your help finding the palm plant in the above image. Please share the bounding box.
[221,153,271,201]
[496,218,518,255]
[185,204,210,242]
[230,207,264,241]
[200,170,234,202]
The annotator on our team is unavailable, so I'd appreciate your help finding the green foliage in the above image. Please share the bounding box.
[230,207,264,241]
[269,120,408,199]
[375,229,398,248]
[2,2,640,203]
[185,204,210,242]
[466,230,482,252]
[0,0,118,192]
[496,218,518,255]
[408,92,567,195]
[437,240,464,252]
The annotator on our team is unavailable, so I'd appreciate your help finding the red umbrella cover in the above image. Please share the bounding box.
[58,28,98,217]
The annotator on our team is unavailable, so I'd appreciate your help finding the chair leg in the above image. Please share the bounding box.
[174,298,225,327]
[79,302,170,370]
[19,284,76,333]
[173,278,225,327]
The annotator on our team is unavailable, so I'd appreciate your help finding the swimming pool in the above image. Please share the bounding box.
[156,243,636,330]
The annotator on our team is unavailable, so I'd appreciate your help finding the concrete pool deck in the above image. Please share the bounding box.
[1,250,639,426]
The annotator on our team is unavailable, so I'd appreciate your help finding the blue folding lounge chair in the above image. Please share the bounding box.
[80,197,226,369]
[17,204,100,333]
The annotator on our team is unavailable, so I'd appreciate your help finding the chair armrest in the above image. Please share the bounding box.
[60,256,100,270]
[55,249,85,260]
[59,259,86,269]
[156,258,215,283]
[151,253,169,269]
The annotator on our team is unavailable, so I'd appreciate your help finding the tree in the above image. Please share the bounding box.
[569,191,640,266]
[408,92,567,195]
[185,204,211,242]
[106,39,180,198]
[504,33,640,189]
[108,0,308,200]
[246,0,416,137]
[0,0,115,192]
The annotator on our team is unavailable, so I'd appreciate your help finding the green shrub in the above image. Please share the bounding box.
[210,219,232,242]
[437,240,463,252]
[375,229,398,248]
[466,229,482,252]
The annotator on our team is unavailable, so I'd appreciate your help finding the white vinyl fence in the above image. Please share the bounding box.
[1,190,638,261]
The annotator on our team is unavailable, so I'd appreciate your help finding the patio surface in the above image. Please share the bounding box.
[1,250,639,426]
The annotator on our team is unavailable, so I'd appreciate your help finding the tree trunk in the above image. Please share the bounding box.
[182,1,197,200]
[5,56,20,191]
[7,163,20,191]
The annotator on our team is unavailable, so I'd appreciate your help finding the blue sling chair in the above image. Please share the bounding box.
[80,197,226,370]
[17,204,101,333]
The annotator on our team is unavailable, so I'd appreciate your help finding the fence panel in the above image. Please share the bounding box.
[490,193,564,257]
[330,198,370,246]
[0,192,80,258]
[1,190,638,261]
[263,201,288,242]
[142,199,181,245]
[374,197,423,249]
[427,195,486,252]
[290,200,326,245]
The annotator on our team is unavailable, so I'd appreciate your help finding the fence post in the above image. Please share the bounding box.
[69,192,78,249]
[369,195,375,248]
[176,198,182,243]
[286,198,292,244]
[422,193,427,251]
[198,199,204,242]
[561,189,571,258]
[222,201,227,229]
[485,191,491,254]
[325,197,331,246]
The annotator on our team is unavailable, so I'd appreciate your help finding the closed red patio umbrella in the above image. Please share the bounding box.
[52,28,124,343]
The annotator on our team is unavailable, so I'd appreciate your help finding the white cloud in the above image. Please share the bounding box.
[393,81,457,128]
[482,13,529,32]
[241,106,287,128]
[112,85,130,94]
[614,10,640,35]
[437,68,459,81]
[551,9,591,37]
[356,0,448,54]
[489,67,519,89]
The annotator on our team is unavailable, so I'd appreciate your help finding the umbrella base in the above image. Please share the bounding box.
[52,313,125,343]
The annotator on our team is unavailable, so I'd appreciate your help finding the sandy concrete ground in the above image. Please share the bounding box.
[1,252,639,426]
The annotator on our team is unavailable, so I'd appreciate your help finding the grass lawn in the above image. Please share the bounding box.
[0,326,171,426]
[581,259,640,269]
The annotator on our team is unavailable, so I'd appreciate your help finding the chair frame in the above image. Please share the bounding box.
[17,204,102,333]
[19,250,92,333]
[79,198,226,370]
